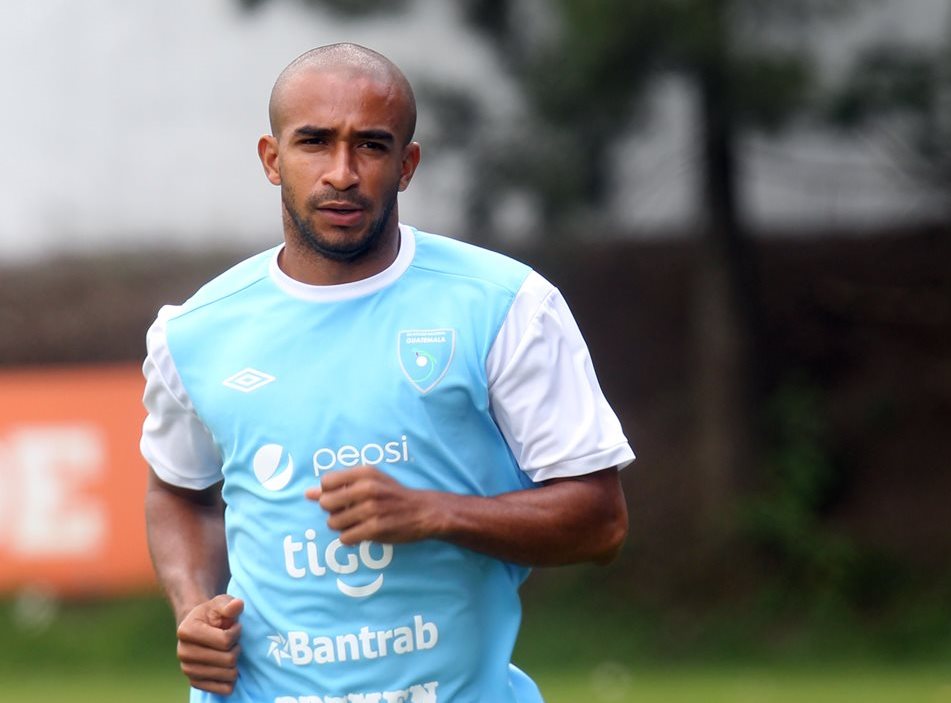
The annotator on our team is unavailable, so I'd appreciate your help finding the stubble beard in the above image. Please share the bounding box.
[283,186,398,264]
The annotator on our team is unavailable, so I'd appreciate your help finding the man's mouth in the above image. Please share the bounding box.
[316,202,365,225]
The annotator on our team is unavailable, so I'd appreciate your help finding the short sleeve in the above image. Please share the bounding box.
[487,271,635,482]
[140,305,223,490]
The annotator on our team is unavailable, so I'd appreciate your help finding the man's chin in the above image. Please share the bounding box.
[300,229,377,262]
[316,244,372,262]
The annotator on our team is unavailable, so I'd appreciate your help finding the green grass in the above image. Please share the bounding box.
[538,666,951,702]
[0,672,188,702]
[1,593,949,702]
[2,666,950,702]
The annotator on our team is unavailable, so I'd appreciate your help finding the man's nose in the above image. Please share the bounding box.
[323,145,359,190]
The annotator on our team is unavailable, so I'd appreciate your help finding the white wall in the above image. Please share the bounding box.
[0,0,510,261]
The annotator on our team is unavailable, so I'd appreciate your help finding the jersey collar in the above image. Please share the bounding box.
[268,224,415,302]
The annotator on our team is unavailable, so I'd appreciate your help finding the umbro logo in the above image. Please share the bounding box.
[222,367,276,393]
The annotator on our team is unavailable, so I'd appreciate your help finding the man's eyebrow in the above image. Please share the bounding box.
[293,126,334,139]
[291,126,396,143]
[354,129,395,143]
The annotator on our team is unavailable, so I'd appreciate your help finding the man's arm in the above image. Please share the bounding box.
[145,469,243,696]
[306,466,628,566]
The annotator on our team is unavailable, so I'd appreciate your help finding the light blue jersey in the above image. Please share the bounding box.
[144,225,635,702]
[163,228,541,703]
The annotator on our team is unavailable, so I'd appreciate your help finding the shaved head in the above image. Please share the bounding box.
[268,43,417,144]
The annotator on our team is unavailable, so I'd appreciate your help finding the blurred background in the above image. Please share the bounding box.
[1,0,949,701]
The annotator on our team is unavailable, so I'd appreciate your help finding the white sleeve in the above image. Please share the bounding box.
[487,271,635,483]
[140,305,223,490]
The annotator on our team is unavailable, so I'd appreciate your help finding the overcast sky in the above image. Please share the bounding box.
[0,0,947,263]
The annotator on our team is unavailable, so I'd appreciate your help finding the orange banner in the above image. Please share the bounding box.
[0,364,156,596]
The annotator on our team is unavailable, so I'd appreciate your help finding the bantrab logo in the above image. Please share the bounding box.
[266,633,292,666]
[398,329,455,394]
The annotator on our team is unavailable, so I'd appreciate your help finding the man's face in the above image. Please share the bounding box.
[260,69,420,261]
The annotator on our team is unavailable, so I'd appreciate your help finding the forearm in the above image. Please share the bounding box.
[316,465,628,567]
[430,469,628,566]
[145,471,229,624]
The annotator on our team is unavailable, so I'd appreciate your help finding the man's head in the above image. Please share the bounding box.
[268,44,417,145]
[258,44,420,266]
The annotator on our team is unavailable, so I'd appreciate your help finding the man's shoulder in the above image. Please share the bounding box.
[170,245,280,320]
[409,229,532,295]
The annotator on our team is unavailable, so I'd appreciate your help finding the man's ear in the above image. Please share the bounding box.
[398,141,421,192]
[258,135,281,185]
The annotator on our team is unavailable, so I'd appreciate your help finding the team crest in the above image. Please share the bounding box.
[398,329,455,394]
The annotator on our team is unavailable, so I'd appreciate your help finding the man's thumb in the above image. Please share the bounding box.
[208,595,244,628]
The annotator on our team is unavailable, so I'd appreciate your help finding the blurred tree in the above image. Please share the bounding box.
[451,0,847,548]
[658,0,836,546]
[829,38,951,215]
[456,0,671,230]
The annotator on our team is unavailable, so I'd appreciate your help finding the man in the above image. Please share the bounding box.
[142,43,634,703]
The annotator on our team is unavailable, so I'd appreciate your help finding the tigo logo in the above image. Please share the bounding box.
[253,444,294,491]
[283,530,393,597]
[223,368,275,393]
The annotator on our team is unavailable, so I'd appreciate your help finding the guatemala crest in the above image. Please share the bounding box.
[398,328,456,394]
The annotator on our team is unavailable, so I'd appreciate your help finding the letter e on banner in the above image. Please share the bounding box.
[0,364,156,596]
[11,425,105,556]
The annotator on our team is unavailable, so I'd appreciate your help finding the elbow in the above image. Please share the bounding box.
[592,501,629,565]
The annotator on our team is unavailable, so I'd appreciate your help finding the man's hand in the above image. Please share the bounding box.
[305,466,441,545]
[306,465,627,567]
[176,594,244,696]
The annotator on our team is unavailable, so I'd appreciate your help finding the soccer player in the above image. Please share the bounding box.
[142,43,634,703]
